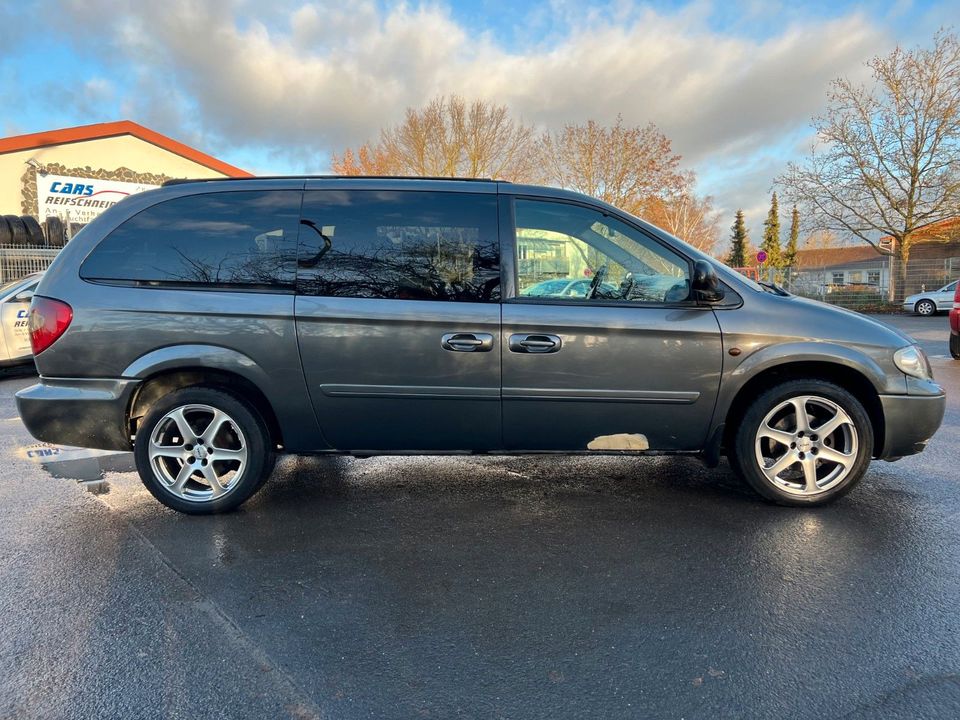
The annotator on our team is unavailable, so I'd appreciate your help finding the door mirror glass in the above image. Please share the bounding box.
[691,260,724,303]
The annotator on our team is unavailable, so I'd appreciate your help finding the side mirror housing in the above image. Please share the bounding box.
[691,260,724,303]
[14,289,34,303]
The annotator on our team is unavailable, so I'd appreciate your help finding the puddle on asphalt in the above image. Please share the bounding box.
[19,442,135,493]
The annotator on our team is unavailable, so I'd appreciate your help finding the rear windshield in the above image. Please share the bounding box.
[80,190,301,289]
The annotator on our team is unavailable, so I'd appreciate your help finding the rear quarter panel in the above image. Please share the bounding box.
[30,181,324,452]
[34,282,324,450]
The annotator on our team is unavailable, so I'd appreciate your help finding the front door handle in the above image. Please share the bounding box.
[441,332,494,352]
[509,333,562,354]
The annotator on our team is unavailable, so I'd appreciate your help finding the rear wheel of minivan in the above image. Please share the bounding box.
[134,387,275,514]
[729,380,873,506]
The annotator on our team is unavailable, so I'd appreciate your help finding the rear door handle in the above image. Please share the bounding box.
[508,334,562,354]
[441,332,494,352]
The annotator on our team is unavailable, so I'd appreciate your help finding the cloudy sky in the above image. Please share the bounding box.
[1,0,957,237]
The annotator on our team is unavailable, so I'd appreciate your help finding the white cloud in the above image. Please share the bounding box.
[42,0,899,225]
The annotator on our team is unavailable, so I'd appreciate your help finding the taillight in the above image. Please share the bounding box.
[29,297,73,355]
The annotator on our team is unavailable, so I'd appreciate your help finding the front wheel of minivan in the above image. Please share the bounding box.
[134,387,275,515]
[729,380,873,506]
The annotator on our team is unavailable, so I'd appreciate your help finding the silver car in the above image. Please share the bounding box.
[0,273,41,366]
[15,178,946,514]
[903,280,958,316]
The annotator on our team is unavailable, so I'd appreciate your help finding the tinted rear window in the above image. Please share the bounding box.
[81,190,301,288]
[297,190,500,302]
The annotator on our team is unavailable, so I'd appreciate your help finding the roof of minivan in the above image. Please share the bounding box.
[155,176,602,205]
[162,175,499,186]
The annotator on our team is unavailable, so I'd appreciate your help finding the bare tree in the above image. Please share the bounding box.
[803,229,843,250]
[538,117,688,217]
[332,99,717,251]
[332,95,538,180]
[777,30,960,301]
[331,144,400,175]
[645,193,720,254]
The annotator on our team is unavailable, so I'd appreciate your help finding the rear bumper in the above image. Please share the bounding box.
[15,377,138,451]
[878,392,946,460]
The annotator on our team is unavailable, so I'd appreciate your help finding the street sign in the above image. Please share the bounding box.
[756,250,768,264]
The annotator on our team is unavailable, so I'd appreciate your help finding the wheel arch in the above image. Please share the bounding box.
[722,360,885,458]
[128,366,284,449]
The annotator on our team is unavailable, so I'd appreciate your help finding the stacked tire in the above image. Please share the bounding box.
[0,215,47,247]
[44,216,67,248]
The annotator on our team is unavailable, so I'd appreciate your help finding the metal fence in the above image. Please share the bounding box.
[0,245,60,283]
[759,257,960,311]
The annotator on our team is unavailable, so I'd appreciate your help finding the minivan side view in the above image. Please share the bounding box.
[16,177,946,513]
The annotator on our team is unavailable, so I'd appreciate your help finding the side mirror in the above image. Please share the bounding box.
[691,260,724,303]
[14,289,34,303]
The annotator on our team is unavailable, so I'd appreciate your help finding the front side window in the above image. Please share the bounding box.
[81,191,301,288]
[514,199,690,304]
[297,190,499,302]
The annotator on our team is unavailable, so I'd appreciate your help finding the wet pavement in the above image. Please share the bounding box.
[0,314,958,719]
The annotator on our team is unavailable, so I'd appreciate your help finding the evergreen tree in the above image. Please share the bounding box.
[726,210,748,267]
[760,192,782,268]
[785,205,800,268]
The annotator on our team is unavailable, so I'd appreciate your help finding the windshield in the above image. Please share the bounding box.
[600,205,766,294]
[0,276,33,298]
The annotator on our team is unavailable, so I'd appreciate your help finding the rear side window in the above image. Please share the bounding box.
[81,191,301,289]
[297,190,500,302]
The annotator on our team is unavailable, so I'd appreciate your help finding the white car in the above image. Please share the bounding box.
[0,273,41,365]
[903,280,957,316]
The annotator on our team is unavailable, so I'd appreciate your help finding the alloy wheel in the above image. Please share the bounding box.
[754,395,859,496]
[147,404,248,502]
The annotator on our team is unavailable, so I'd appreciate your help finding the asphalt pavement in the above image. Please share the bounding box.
[0,313,958,719]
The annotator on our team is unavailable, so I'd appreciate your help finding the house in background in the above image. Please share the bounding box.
[791,246,888,295]
[791,217,960,297]
[0,120,249,227]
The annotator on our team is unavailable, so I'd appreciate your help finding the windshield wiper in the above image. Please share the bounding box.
[758,280,790,296]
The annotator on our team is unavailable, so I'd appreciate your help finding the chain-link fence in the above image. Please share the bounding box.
[744,256,960,311]
[0,245,60,283]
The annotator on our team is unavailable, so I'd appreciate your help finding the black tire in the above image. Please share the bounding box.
[0,216,11,245]
[951,332,960,360]
[915,299,937,316]
[134,386,275,514]
[728,379,874,507]
[20,216,45,247]
[3,216,28,246]
[44,216,66,248]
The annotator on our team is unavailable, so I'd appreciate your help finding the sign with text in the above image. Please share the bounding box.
[36,174,159,224]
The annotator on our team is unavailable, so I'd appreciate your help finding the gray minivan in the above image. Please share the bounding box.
[16,177,945,513]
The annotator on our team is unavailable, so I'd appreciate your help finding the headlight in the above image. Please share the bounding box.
[894,345,933,380]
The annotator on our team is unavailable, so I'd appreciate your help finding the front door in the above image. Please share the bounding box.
[502,197,723,451]
[295,186,502,451]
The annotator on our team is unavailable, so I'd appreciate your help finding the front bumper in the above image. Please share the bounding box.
[15,377,139,451]
[878,392,946,459]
